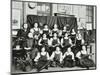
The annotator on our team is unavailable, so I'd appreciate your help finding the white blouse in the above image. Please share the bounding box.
[50,51,63,62]
[63,52,75,60]
[34,52,49,62]
[76,50,87,59]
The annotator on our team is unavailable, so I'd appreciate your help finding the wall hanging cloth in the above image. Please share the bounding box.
[27,15,77,31]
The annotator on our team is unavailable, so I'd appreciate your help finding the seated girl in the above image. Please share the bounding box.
[63,47,75,67]
[76,46,95,69]
[42,24,50,37]
[33,35,39,49]
[27,32,34,49]
[30,22,40,37]
[58,30,62,40]
[17,23,29,39]
[75,34,85,55]
[62,26,67,37]
[34,47,50,72]
[70,28,76,45]
[16,23,30,48]
[52,24,59,35]
[38,34,49,52]
[61,33,72,54]
[50,47,63,67]
[50,33,60,54]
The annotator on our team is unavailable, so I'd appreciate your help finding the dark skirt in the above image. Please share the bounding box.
[80,57,94,68]
[70,34,76,44]
[74,45,82,55]
[63,55,75,67]
[36,60,49,72]
[50,60,63,67]
[75,55,95,68]
[35,54,50,72]
[71,46,76,55]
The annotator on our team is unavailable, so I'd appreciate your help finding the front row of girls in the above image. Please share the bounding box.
[33,46,94,71]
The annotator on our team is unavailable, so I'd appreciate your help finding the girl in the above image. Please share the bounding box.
[62,26,67,37]
[70,29,76,45]
[76,46,95,69]
[61,33,72,54]
[38,34,49,52]
[52,24,59,35]
[34,47,50,72]
[76,30,81,38]
[58,30,62,41]
[33,35,39,49]
[27,32,34,48]
[75,34,85,55]
[17,23,29,39]
[42,24,50,37]
[17,23,30,48]
[31,22,40,37]
[50,47,63,67]
[51,33,60,54]
[63,47,75,67]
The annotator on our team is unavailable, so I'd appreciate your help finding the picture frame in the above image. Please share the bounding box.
[11,0,97,74]
[12,9,21,29]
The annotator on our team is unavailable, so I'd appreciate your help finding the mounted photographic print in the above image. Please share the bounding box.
[11,0,97,74]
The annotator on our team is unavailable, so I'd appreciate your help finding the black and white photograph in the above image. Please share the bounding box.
[11,0,96,74]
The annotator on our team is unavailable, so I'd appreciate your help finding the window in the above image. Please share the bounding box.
[86,6,93,23]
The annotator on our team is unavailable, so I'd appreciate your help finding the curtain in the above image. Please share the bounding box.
[57,16,66,29]
[27,15,38,28]
[27,15,77,31]
[46,16,57,29]
[65,17,77,32]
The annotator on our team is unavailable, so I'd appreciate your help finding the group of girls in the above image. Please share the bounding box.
[13,22,95,72]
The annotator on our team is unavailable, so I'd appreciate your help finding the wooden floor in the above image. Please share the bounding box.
[11,66,96,74]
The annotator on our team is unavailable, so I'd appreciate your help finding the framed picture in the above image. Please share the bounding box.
[11,0,96,74]
[12,9,21,29]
